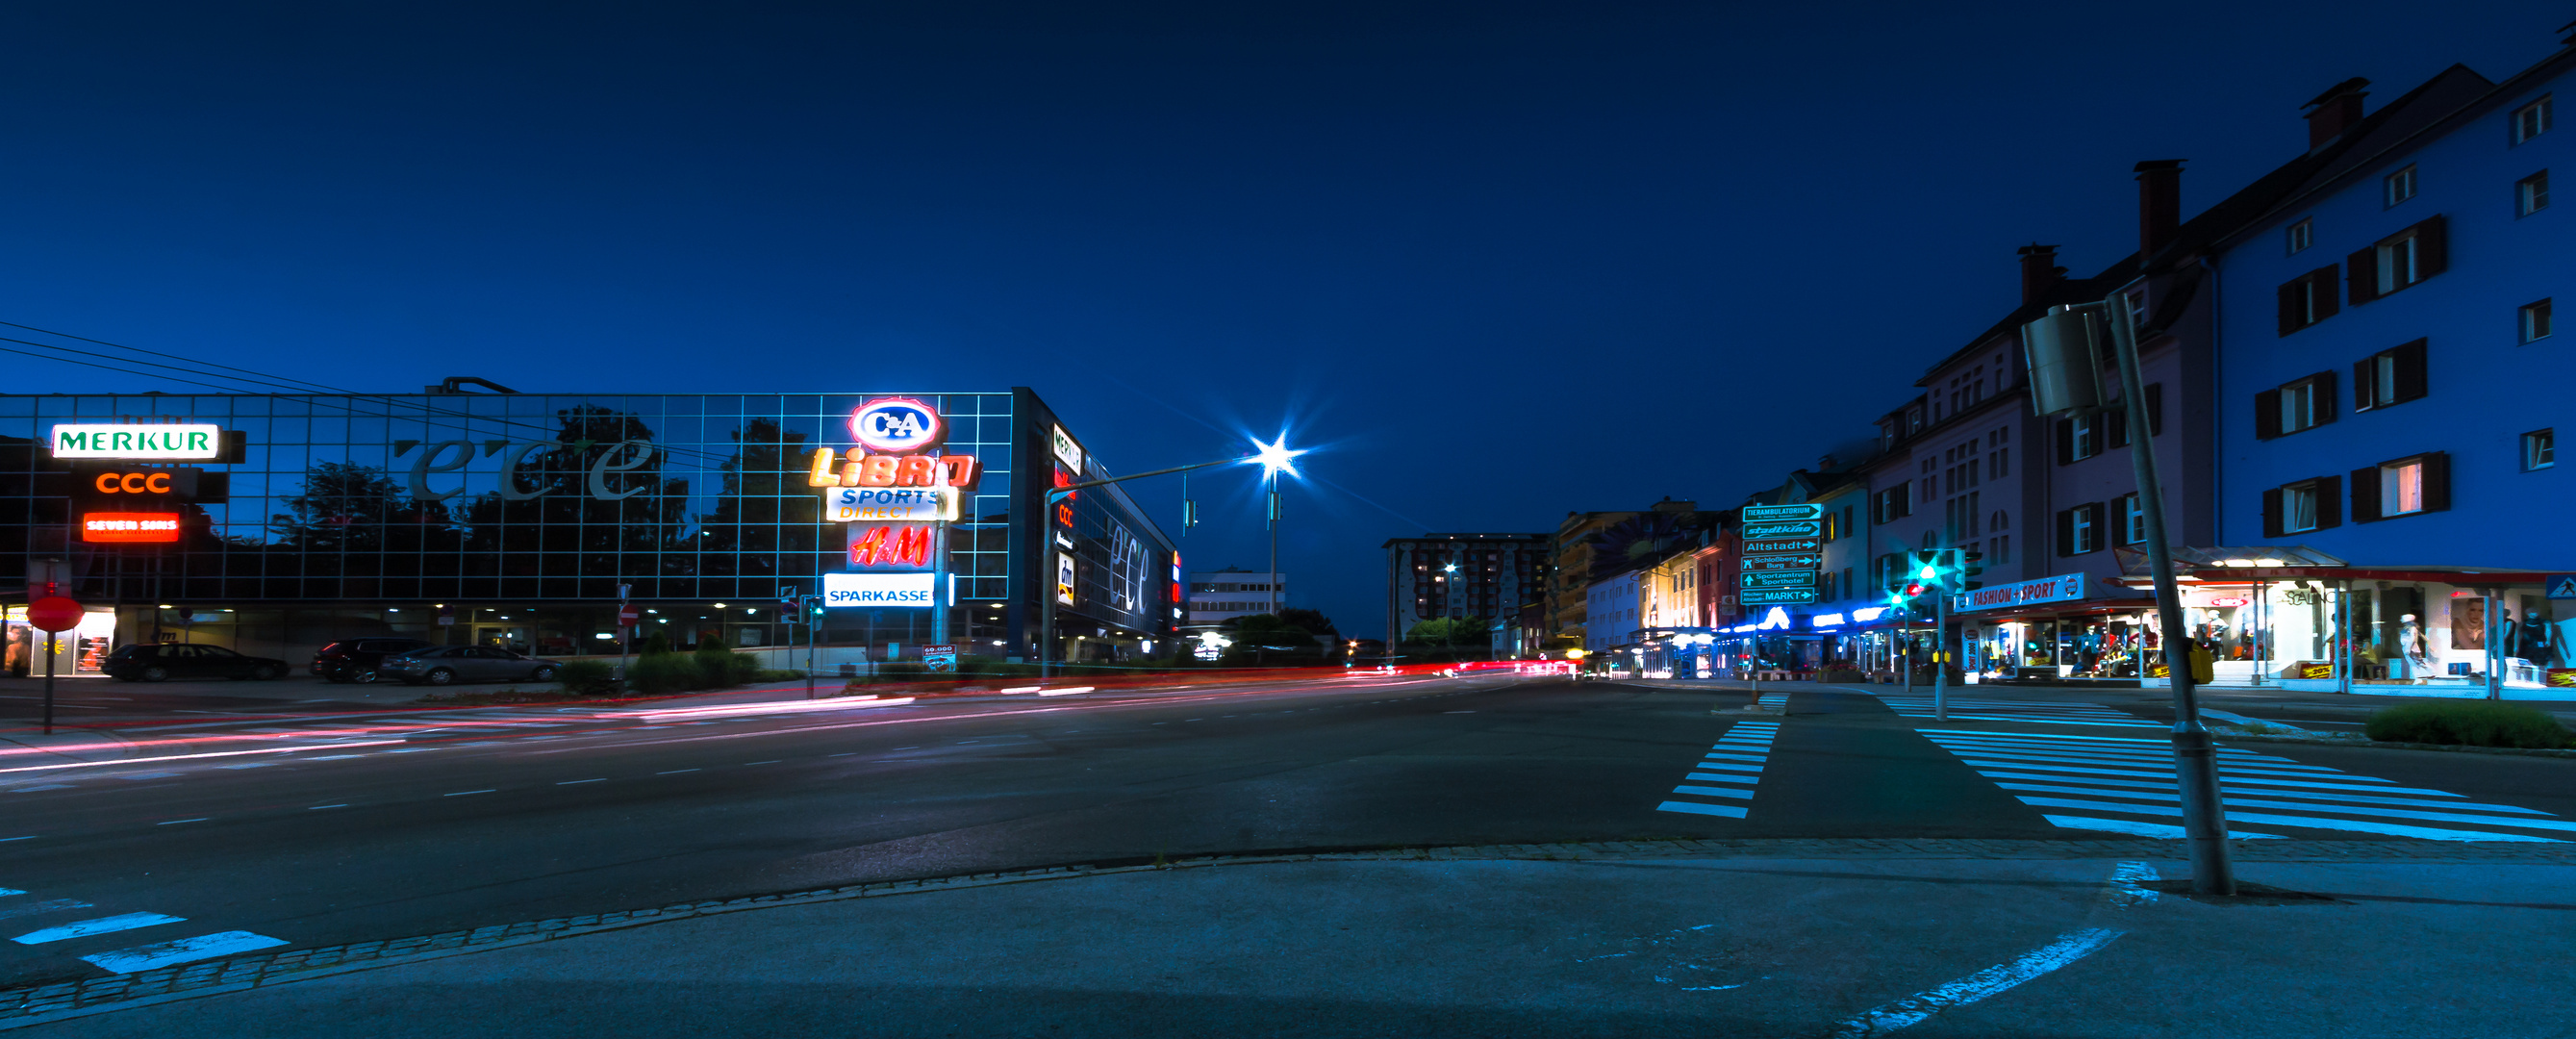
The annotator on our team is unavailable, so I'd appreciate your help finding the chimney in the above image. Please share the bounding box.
[2016,243,2065,304]
[2303,78,2370,150]
[2134,160,2185,259]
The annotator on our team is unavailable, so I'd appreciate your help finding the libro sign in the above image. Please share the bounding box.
[52,424,222,460]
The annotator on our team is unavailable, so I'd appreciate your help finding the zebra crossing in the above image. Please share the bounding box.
[1,885,288,976]
[1655,721,1779,820]
[1922,728,2574,843]
[1874,694,2159,729]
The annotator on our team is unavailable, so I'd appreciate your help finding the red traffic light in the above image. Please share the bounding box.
[1903,583,1926,597]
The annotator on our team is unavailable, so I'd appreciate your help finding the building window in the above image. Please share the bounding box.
[2523,299,2554,343]
[2513,95,2553,144]
[2256,372,2336,439]
[2286,217,2313,254]
[2263,476,2343,536]
[2111,493,2141,544]
[2526,429,2556,471]
[2275,265,2340,334]
[2384,459,2426,515]
[2058,503,2103,556]
[2385,165,2417,207]
[2057,413,2101,464]
[1993,534,2010,565]
[2353,339,2428,411]
[2352,452,2449,522]
[2519,171,2550,216]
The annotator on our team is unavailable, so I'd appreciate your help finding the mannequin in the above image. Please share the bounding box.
[2515,609,2553,664]
[2397,613,2430,678]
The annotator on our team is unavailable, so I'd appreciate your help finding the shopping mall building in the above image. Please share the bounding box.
[0,387,1182,675]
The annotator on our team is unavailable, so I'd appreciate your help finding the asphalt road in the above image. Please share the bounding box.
[3,673,2573,993]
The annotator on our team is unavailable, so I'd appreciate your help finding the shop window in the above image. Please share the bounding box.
[2524,429,2555,471]
[2261,476,2342,536]
[2286,217,2313,255]
[2518,171,2550,217]
[2353,339,2429,411]
[2513,95,2553,144]
[2254,371,2336,439]
[2346,215,2448,303]
[2385,165,2417,207]
[2275,265,2339,334]
[2350,452,2450,521]
[2056,503,2104,556]
[2522,299,2554,343]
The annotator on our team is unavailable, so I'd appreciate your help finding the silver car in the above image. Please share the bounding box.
[380,646,562,686]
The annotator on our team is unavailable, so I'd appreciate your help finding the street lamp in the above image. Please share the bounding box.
[1038,436,1304,679]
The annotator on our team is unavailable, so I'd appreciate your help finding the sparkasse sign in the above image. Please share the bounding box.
[822,571,936,608]
[52,424,222,460]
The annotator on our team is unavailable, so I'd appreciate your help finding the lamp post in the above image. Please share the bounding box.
[1037,437,1303,679]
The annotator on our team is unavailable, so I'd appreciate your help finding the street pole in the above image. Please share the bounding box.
[1932,570,1949,722]
[2106,290,2235,896]
[42,632,56,736]
[1268,471,1281,621]
[1035,450,1275,681]
[805,595,820,700]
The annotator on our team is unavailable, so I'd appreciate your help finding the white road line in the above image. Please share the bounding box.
[657,769,699,775]
[2044,815,2284,840]
[82,930,290,974]
[13,912,186,945]
[1672,785,1755,799]
[0,889,19,898]
[0,899,92,921]
[557,778,606,785]
[1655,800,1747,818]
[157,818,209,825]
[1824,927,2124,1037]
[1692,762,1764,773]
[307,804,348,810]
[443,789,496,797]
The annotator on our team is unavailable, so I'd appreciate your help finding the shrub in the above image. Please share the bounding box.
[2364,701,2575,748]
[725,651,764,684]
[628,651,698,696]
[556,659,619,696]
[692,637,739,689]
[1816,667,1870,684]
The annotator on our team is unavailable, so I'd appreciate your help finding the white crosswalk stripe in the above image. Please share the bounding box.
[1923,728,2570,843]
[1657,722,1780,820]
[1875,695,2158,728]
[1,887,292,975]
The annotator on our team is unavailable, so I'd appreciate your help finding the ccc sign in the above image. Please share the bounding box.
[94,471,176,494]
[69,467,206,506]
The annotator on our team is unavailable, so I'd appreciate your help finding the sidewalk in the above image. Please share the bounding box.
[10,840,2571,1037]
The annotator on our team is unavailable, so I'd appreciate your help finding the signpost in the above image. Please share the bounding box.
[922,644,958,672]
[1739,520,1822,540]
[1739,504,1825,522]
[1740,553,1823,572]
[1742,539,1821,554]
[1741,570,1819,589]
[26,596,82,736]
[1739,588,1821,605]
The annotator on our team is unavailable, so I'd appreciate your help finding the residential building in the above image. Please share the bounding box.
[1183,567,1285,634]
[1381,532,1549,649]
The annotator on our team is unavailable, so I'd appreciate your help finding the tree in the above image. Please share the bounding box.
[1403,618,1486,647]
[1275,607,1339,641]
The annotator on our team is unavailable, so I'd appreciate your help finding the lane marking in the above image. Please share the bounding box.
[1655,800,1747,819]
[745,760,781,765]
[157,818,210,825]
[1671,785,1755,799]
[1824,926,2123,1036]
[657,769,700,775]
[82,930,290,974]
[306,804,348,810]
[0,899,92,921]
[13,912,187,945]
[443,790,497,797]
[557,778,606,785]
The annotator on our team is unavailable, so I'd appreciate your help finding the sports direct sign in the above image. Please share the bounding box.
[822,571,937,608]
[1957,572,2088,613]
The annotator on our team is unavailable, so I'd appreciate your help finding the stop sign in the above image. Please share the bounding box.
[25,596,83,632]
[618,605,641,625]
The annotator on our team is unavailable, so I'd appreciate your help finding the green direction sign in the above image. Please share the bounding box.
[1740,520,1823,540]
[1741,553,1823,572]
[1742,538,1821,554]
[1740,588,1821,605]
[1741,570,1819,589]
[1740,503,1825,522]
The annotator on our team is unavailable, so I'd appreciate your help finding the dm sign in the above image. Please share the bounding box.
[848,398,944,454]
[52,424,222,460]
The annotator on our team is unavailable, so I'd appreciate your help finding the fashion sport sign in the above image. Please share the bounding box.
[1956,572,2088,613]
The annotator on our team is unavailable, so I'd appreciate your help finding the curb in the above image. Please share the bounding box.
[6,835,2574,1029]
[2213,731,2576,758]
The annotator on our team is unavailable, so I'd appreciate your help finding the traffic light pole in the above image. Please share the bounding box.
[2106,291,2235,896]
[1932,574,1948,722]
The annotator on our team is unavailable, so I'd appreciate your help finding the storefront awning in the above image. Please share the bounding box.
[2111,545,2554,586]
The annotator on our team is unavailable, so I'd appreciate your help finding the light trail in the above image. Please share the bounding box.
[0,740,406,775]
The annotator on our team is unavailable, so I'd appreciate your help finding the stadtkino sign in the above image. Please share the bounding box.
[52,424,222,460]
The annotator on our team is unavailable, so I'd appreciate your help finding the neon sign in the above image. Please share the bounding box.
[848,523,933,568]
[82,512,182,544]
[1755,606,1792,631]
[52,424,222,460]
[822,571,935,608]
[824,487,957,522]
[848,398,943,453]
[805,449,979,492]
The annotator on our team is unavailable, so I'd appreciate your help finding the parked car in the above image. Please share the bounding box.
[105,643,291,682]
[377,646,561,686]
[310,638,436,683]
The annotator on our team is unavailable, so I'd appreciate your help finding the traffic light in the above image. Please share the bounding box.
[1962,547,1984,579]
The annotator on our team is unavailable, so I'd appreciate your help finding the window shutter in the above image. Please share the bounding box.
[2104,406,2130,449]
[2055,418,2075,464]
[2311,369,2337,424]
[2414,215,2448,278]
[2311,267,2341,321]
[2346,248,2380,304]
[2261,489,2284,538]
[2393,338,2428,403]
[2277,280,2302,336]
[2350,466,2384,522]
[2056,508,2075,556]
[2422,451,2452,512]
[2316,474,2343,529]
[2086,503,2108,551]
[2254,389,2283,440]
[2353,359,2374,411]
[2146,383,2163,437]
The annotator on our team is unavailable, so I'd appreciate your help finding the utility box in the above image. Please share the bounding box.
[2021,305,2108,418]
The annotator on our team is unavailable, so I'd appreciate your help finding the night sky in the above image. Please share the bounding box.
[4,2,2563,637]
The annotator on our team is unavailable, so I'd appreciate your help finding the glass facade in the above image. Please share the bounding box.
[0,390,1179,664]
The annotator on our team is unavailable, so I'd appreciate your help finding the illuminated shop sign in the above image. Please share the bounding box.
[1051,425,1084,474]
[848,397,944,453]
[52,424,223,460]
[848,523,933,568]
[821,571,936,608]
[825,487,957,523]
[805,450,980,493]
[1056,551,1077,605]
[81,512,182,544]
[1957,572,2088,612]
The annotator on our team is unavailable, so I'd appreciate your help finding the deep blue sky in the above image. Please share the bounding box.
[4,2,2564,638]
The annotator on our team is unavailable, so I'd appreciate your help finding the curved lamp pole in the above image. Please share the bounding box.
[1039,437,1303,679]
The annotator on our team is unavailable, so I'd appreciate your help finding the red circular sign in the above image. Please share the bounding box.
[618,605,641,625]
[25,596,83,632]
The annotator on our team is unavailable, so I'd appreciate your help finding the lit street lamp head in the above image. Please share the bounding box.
[1248,435,1306,480]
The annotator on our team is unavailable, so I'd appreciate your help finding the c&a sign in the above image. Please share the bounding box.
[809,396,982,506]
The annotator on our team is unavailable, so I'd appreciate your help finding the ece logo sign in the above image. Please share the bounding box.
[848,398,942,454]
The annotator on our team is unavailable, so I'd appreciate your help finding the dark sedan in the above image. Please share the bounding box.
[378,646,562,686]
[310,638,436,683]
[104,644,291,682]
